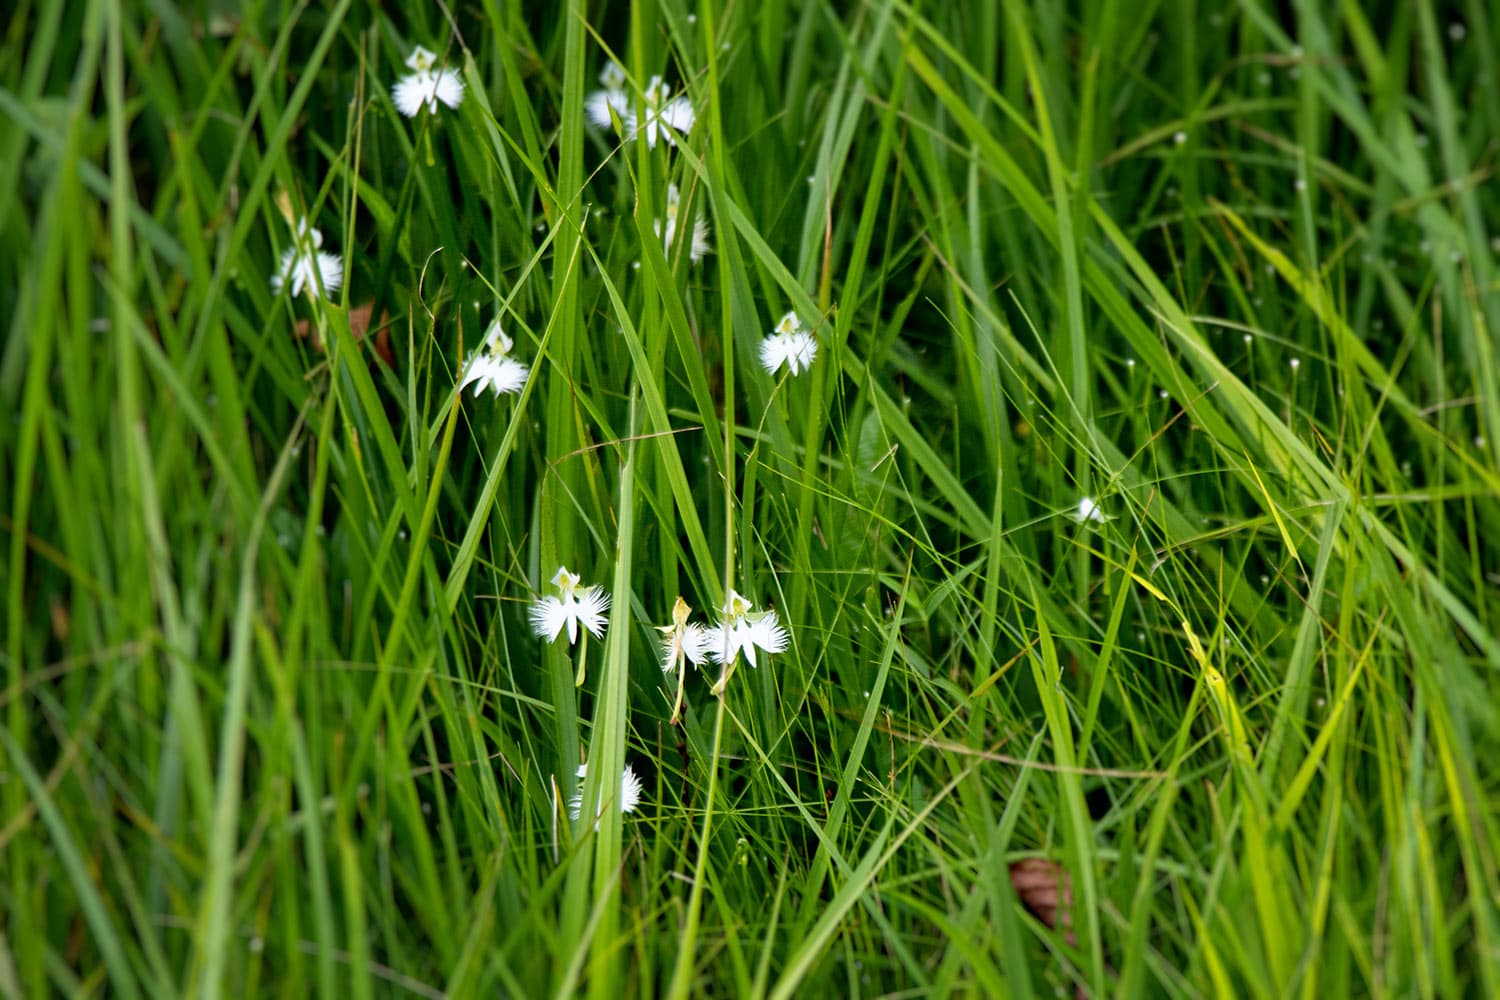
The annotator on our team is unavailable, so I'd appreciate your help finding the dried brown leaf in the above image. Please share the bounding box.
[1009,857,1075,943]
[49,599,70,642]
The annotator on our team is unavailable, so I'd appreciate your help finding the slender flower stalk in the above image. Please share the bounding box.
[658,596,713,723]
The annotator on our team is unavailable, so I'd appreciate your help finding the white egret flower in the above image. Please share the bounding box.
[659,595,713,723]
[659,595,714,675]
[271,218,344,300]
[758,311,818,376]
[712,589,788,670]
[457,316,529,397]
[457,355,529,396]
[1068,496,1114,524]
[529,566,609,645]
[585,62,632,132]
[655,183,711,262]
[568,761,644,829]
[392,45,464,118]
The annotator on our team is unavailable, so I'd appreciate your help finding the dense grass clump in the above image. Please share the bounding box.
[3,2,1499,996]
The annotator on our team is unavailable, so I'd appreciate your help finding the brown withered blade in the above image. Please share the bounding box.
[1009,857,1075,944]
[295,302,394,367]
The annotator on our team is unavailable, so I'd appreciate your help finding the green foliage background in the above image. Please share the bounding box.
[2,1,1498,996]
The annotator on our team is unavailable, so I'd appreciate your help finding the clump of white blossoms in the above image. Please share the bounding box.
[710,589,788,693]
[529,566,610,645]
[654,183,711,263]
[457,316,530,397]
[584,62,632,133]
[586,66,695,149]
[392,45,464,118]
[1068,496,1114,524]
[568,761,644,829]
[759,311,818,376]
[658,595,713,723]
[271,218,344,301]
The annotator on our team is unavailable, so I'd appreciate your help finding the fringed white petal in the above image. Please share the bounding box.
[570,762,644,829]
[271,235,343,300]
[781,330,817,374]
[392,74,430,118]
[528,595,569,642]
[661,95,695,135]
[432,69,464,110]
[458,355,529,397]
[570,586,610,640]
[586,88,631,131]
